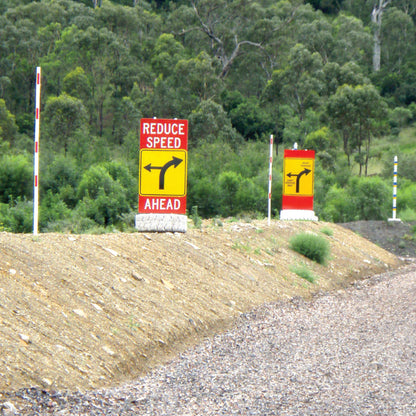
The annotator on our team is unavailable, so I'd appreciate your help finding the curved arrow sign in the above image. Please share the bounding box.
[144,156,183,190]
[287,168,311,193]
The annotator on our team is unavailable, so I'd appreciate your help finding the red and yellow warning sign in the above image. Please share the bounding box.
[138,118,188,214]
[282,149,315,211]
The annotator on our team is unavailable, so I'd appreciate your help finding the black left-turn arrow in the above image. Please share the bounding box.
[144,156,183,190]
